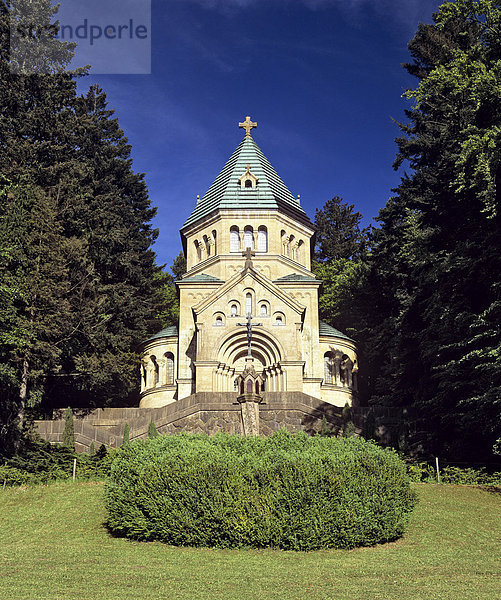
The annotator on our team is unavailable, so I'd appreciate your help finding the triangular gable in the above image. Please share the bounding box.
[193,265,306,317]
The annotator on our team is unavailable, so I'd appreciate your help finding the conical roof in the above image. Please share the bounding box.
[182,135,311,229]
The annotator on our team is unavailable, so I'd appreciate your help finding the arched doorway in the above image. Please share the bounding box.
[214,329,285,392]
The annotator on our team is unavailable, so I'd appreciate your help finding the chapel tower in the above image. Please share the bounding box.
[140,118,357,408]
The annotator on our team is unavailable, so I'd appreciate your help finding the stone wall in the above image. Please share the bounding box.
[35,391,355,452]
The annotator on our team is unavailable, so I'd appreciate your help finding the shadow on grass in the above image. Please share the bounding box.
[477,485,501,495]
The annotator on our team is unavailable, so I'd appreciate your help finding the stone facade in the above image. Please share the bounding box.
[140,122,358,411]
[35,119,360,448]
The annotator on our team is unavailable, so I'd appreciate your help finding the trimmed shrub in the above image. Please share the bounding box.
[105,430,417,550]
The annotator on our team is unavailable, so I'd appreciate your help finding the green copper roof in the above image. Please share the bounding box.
[144,325,178,343]
[275,274,320,282]
[182,136,311,229]
[181,273,224,283]
[318,321,354,342]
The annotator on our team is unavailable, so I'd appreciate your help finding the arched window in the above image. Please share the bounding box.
[151,355,159,387]
[231,304,238,316]
[244,227,254,249]
[297,240,304,262]
[257,226,268,252]
[274,313,285,326]
[246,380,253,393]
[230,226,240,252]
[212,230,217,255]
[246,293,252,316]
[260,303,268,317]
[215,316,223,326]
[324,352,333,384]
[281,230,286,255]
[203,234,210,257]
[165,352,174,385]
[245,179,252,188]
[194,240,202,262]
[288,235,295,258]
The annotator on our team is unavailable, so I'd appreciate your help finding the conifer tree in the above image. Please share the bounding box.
[364,0,501,460]
[314,196,366,262]
[122,423,130,445]
[0,1,164,452]
[62,407,74,449]
[148,421,158,438]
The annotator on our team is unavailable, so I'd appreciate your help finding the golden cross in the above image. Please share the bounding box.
[239,116,257,137]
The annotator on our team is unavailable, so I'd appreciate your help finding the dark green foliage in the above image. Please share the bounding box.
[320,415,332,437]
[156,252,186,328]
[314,196,366,261]
[89,441,95,456]
[147,421,158,439]
[0,1,165,443]
[62,407,74,449]
[105,430,417,551]
[405,461,501,485]
[348,0,501,461]
[341,403,355,438]
[122,423,130,446]
[0,435,114,485]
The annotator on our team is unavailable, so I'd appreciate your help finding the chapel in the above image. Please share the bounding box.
[139,117,358,410]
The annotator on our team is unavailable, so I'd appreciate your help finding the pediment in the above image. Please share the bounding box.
[193,266,305,317]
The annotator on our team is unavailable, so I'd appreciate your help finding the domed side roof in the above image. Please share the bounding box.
[143,325,178,344]
[318,321,354,342]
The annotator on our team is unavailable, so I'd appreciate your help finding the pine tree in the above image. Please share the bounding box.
[51,85,162,409]
[314,196,366,261]
[0,2,165,451]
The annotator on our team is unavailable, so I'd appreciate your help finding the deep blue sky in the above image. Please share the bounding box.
[75,0,441,268]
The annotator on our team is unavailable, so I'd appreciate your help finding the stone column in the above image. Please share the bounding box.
[240,401,260,436]
[157,358,166,386]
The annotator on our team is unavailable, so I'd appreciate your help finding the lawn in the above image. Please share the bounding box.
[0,482,499,600]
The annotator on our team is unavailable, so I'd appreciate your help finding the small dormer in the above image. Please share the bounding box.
[238,164,258,189]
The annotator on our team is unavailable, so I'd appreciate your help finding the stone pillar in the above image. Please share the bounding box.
[240,401,260,436]
[145,363,154,390]
[158,358,166,386]
[280,361,305,391]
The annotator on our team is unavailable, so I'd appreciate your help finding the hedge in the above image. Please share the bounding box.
[105,430,417,550]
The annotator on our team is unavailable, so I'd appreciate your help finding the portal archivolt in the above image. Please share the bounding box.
[213,329,286,392]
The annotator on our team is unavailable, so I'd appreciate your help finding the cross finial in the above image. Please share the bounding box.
[239,116,257,137]
[242,247,255,269]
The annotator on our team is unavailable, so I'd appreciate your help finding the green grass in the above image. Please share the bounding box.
[0,482,499,600]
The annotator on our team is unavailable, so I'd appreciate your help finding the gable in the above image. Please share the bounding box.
[193,265,305,318]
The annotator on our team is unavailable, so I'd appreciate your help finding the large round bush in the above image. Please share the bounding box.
[105,430,417,550]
